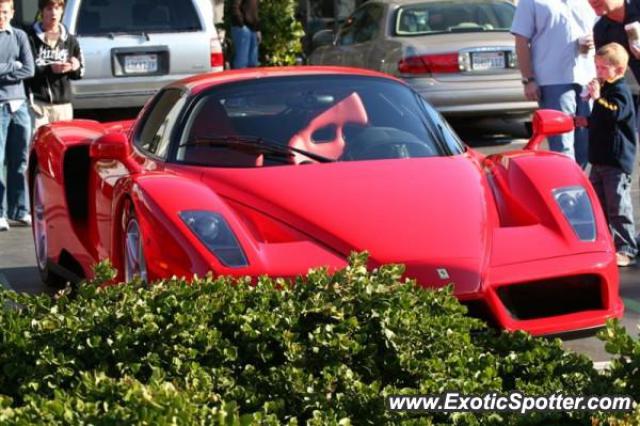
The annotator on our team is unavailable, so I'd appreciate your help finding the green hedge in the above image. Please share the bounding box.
[223,0,304,66]
[0,253,634,424]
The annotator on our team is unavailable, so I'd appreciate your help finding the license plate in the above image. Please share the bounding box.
[471,51,505,71]
[124,54,158,74]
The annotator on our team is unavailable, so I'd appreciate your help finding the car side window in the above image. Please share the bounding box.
[136,88,187,158]
[336,8,366,46]
[353,5,383,43]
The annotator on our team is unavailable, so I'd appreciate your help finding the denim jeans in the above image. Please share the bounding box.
[231,25,258,69]
[590,164,638,257]
[539,83,590,168]
[0,102,31,220]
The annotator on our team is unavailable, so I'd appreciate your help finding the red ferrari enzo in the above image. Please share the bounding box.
[29,67,622,335]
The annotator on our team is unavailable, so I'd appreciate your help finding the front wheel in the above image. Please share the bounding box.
[123,206,148,283]
[31,168,63,287]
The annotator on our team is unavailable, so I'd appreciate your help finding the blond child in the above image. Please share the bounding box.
[577,42,637,266]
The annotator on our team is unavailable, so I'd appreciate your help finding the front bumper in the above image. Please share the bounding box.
[70,68,222,110]
[461,252,623,336]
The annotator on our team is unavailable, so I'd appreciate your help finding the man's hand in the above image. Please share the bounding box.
[256,31,262,44]
[588,78,601,99]
[51,62,73,74]
[579,33,595,52]
[630,41,640,59]
[14,61,22,69]
[524,81,540,102]
[574,116,589,128]
[69,57,80,71]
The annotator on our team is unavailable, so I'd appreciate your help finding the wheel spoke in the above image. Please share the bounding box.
[125,218,147,283]
[33,175,47,271]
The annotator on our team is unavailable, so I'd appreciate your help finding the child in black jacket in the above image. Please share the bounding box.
[577,42,638,266]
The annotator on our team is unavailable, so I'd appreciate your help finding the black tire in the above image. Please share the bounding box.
[31,168,64,288]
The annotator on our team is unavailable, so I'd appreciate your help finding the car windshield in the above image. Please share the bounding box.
[175,75,464,168]
[396,0,515,36]
[76,0,201,36]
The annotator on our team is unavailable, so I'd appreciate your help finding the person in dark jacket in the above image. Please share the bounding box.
[230,0,260,68]
[27,0,83,129]
[577,42,638,266]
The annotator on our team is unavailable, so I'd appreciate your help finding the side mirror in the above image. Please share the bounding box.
[89,132,131,162]
[311,29,335,50]
[524,109,574,151]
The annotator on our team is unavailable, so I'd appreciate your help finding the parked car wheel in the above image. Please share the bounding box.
[31,168,63,287]
[123,203,148,283]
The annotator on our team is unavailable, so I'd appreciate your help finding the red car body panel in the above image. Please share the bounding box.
[29,67,623,336]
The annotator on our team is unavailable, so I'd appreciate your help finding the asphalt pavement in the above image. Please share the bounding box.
[0,124,639,363]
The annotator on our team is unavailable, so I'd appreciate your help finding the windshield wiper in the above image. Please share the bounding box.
[179,135,335,163]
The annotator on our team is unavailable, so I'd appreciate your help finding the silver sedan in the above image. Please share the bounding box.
[308,0,537,136]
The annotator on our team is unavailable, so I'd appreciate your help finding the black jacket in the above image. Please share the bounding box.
[27,22,83,105]
[588,77,637,174]
[231,0,260,31]
[594,0,640,94]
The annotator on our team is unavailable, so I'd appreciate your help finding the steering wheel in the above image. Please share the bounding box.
[349,139,435,160]
[342,126,437,160]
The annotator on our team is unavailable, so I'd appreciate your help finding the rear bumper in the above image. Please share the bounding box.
[71,68,224,109]
[405,76,538,118]
[72,90,158,109]
[461,252,623,336]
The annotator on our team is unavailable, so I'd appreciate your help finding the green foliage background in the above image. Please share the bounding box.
[223,0,304,66]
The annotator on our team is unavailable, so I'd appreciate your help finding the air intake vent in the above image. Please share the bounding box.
[496,275,603,320]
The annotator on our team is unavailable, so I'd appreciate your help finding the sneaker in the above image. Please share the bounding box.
[616,252,636,267]
[14,213,31,227]
[0,217,9,232]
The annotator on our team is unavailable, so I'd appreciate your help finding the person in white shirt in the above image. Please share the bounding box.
[511,0,597,168]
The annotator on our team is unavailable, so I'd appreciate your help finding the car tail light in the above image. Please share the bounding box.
[210,39,224,69]
[398,53,460,74]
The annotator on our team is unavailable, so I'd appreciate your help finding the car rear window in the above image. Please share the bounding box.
[396,0,515,35]
[76,0,202,36]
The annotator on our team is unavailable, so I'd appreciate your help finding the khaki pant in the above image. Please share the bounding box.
[31,100,73,130]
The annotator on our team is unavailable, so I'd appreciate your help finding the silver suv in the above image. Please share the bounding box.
[59,0,223,109]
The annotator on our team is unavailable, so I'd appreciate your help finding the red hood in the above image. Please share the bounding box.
[199,155,494,294]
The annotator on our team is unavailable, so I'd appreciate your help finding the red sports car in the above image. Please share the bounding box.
[29,67,622,335]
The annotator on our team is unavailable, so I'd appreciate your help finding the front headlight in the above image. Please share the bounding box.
[552,186,596,241]
[180,211,249,267]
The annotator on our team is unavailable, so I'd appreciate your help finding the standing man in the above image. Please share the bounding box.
[28,0,83,130]
[230,0,261,68]
[511,0,597,168]
[0,0,34,232]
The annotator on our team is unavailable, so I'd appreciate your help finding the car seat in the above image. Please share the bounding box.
[441,7,473,29]
[184,99,263,167]
[400,13,418,33]
[288,92,369,164]
[428,12,446,31]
